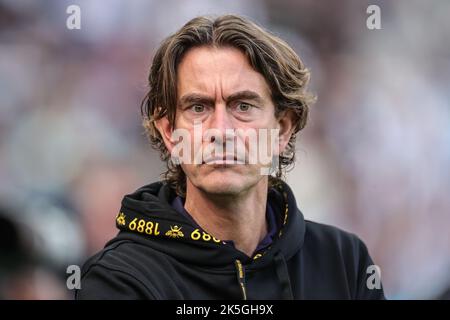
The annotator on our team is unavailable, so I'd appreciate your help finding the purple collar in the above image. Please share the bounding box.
[171,196,280,256]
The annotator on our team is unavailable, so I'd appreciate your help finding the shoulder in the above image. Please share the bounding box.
[302,220,385,299]
[303,219,373,269]
[76,240,173,299]
[304,220,367,252]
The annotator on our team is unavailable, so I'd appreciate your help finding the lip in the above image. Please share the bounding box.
[202,155,246,165]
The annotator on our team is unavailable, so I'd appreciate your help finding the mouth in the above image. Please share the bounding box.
[202,155,246,165]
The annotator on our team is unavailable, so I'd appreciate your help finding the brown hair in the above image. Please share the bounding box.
[141,14,315,196]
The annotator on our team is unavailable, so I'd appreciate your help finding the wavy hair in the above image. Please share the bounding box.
[141,15,315,196]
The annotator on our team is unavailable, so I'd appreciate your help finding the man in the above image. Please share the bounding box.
[76,15,385,299]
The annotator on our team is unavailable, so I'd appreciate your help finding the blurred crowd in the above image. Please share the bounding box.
[0,0,449,299]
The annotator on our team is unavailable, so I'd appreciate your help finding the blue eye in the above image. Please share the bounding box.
[237,103,252,112]
[191,104,205,113]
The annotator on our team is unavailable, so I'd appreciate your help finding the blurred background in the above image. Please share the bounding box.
[0,0,449,299]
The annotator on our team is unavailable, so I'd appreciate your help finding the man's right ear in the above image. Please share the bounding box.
[154,116,175,154]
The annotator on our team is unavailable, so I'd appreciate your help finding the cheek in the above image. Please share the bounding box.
[174,113,190,129]
[255,109,279,129]
[252,117,280,158]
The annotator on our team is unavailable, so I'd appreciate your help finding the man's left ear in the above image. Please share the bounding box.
[277,109,297,154]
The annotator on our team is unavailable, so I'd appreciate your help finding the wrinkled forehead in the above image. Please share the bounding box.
[176,46,272,103]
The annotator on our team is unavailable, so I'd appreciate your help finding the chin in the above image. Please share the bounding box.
[199,173,247,196]
[183,163,267,196]
[192,167,255,195]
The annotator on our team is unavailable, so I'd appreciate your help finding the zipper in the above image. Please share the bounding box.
[234,259,247,300]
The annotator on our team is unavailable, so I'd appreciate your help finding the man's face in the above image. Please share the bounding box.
[173,46,282,196]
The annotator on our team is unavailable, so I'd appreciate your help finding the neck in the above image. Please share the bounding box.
[184,179,268,257]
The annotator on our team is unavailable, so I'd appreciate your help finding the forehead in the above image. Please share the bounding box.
[176,46,272,100]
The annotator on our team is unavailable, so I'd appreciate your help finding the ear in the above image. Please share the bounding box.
[277,109,296,154]
[154,116,175,154]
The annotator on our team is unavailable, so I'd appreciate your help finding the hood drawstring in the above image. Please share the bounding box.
[234,260,247,300]
[274,251,294,299]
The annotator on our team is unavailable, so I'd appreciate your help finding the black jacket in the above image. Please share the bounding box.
[76,181,385,300]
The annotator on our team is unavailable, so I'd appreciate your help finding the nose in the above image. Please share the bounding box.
[207,104,234,143]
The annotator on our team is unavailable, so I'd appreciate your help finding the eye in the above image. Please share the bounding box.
[191,104,205,113]
[236,103,252,112]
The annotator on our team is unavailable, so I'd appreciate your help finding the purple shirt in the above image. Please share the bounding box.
[171,196,280,256]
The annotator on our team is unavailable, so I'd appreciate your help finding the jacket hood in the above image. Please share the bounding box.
[108,180,306,269]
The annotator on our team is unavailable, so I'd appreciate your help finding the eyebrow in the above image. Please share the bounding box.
[179,94,215,106]
[178,90,265,106]
[226,90,265,105]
